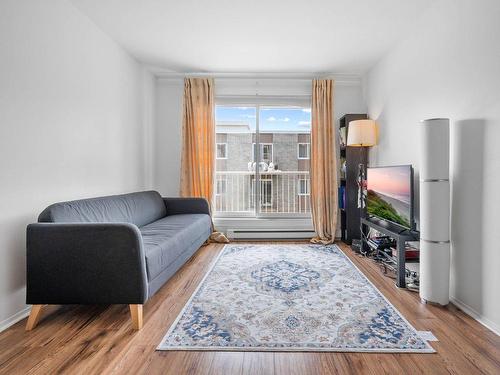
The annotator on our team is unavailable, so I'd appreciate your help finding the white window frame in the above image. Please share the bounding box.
[216,143,228,159]
[252,143,273,163]
[214,98,312,220]
[298,178,310,196]
[297,143,310,159]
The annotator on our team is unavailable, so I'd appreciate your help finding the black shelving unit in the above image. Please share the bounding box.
[339,114,368,244]
[361,217,420,288]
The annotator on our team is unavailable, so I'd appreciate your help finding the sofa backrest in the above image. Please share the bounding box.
[38,191,167,227]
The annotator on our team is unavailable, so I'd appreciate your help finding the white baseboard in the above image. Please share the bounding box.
[228,229,316,239]
[450,297,500,336]
[214,217,313,232]
[0,306,31,333]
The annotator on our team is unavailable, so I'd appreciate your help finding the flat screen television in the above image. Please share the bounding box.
[366,165,414,230]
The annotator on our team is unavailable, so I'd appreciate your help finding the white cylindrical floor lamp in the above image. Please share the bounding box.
[419,118,450,305]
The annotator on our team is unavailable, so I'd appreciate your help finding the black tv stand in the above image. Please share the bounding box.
[360,217,419,288]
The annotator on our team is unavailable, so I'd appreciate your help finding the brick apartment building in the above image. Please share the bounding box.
[215,121,311,215]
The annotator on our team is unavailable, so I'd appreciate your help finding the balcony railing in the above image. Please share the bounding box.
[214,171,310,216]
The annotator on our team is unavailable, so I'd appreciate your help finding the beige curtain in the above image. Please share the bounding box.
[180,77,229,243]
[310,79,337,244]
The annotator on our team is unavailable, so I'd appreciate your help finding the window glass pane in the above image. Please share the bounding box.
[258,106,311,214]
[216,143,227,159]
[261,180,272,207]
[214,104,311,216]
[262,144,273,163]
[215,106,256,214]
[299,179,310,195]
[298,143,309,159]
[252,143,273,164]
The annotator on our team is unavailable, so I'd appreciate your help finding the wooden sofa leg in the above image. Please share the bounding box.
[129,304,143,330]
[26,305,44,331]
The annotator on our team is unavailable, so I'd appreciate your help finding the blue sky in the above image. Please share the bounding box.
[216,106,311,132]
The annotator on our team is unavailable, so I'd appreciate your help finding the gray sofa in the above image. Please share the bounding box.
[25,191,212,330]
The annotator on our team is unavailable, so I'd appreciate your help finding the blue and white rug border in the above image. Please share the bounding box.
[157,243,436,353]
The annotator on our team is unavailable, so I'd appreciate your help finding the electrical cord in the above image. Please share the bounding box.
[360,227,420,287]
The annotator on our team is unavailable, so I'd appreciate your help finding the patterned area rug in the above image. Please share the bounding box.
[158,244,435,352]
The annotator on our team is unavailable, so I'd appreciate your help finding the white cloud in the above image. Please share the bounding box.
[299,121,311,125]
[302,108,311,113]
[267,116,290,122]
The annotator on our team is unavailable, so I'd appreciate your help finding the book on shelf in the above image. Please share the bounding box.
[338,185,345,209]
[339,157,346,178]
[339,127,347,147]
[391,245,420,260]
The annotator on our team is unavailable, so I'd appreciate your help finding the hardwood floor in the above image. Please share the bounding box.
[0,242,499,374]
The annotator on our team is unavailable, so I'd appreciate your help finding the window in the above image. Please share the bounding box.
[252,179,273,207]
[214,103,311,217]
[252,143,273,163]
[261,179,273,207]
[298,178,310,195]
[216,178,227,195]
[216,143,227,159]
[262,144,273,163]
[298,143,310,159]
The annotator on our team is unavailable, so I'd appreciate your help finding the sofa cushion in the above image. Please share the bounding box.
[140,214,211,280]
[38,191,167,227]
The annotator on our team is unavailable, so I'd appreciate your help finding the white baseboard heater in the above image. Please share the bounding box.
[227,229,315,240]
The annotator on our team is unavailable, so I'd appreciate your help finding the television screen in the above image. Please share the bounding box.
[366,165,413,229]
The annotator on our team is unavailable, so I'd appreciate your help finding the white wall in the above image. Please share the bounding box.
[363,0,500,333]
[141,68,156,189]
[153,77,366,196]
[0,0,153,329]
[154,78,184,196]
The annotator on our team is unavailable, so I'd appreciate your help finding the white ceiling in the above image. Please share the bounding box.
[70,0,435,74]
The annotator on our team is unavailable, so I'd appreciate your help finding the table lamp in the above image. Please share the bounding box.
[347,119,377,206]
[347,119,377,147]
[346,119,377,253]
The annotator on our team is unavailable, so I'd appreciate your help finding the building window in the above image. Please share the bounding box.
[298,143,310,159]
[262,144,273,163]
[216,143,227,159]
[298,178,310,195]
[250,179,273,207]
[260,179,273,207]
[216,178,227,195]
[252,143,273,163]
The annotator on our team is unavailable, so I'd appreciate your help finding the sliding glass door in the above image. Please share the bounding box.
[214,106,256,215]
[214,100,311,218]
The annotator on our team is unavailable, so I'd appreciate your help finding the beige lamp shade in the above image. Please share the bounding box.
[347,119,377,147]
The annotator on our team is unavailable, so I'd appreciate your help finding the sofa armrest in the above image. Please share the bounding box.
[163,197,210,216]
[26,223,148,305]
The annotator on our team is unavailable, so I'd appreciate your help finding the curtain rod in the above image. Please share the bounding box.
[149,70,361,81]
